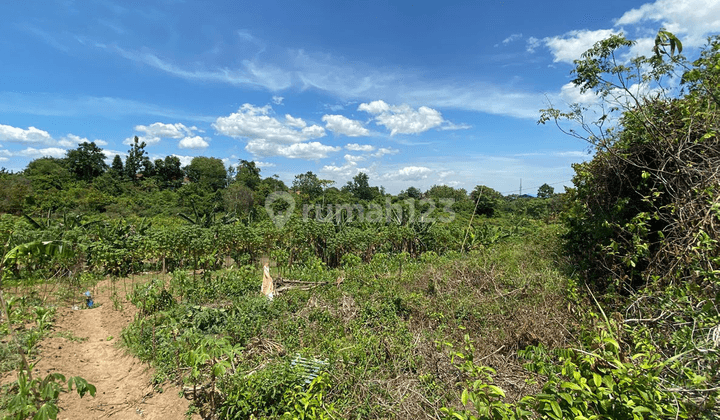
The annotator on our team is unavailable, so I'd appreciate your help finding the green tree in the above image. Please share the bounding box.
[236,160,261,190]
[153,156,184,189]
[185,157,227,191]
[537,183,555,198]
[540,32,720,289]
[124,136,150,183]
[23,157,72,192]
[223,182,254,215]
[343,172,379,201]
[110,154,124,178]
[0,173,32,214]
[65,142,108,182]
[292,171,324,199]
[470,185,503,217]
[425,185,467,202]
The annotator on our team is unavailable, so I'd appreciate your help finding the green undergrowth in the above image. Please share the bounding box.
[120,222,575,419]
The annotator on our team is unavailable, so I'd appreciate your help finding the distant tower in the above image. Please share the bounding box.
[519,178,522,196]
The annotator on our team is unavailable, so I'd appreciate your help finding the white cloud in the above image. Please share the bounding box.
[56,134,108,148]
[320,162,364,178]
[322,115,370,137]
[178,136,209,149]
[344,154,366,164]
[345,143,375,152]
[439,122,472,131]
[0,124,55,145]
[285,114,307,129]
[245,140,340,159]
[358,100,444,135]
[124,122,199,146]
[255,161,276,168]
[214,104,325,144]
[372,147,399,158]
[559,82,601,106]
[136,122,194,138]
[382,166,433,181]
[16,147,67,158]
[123,135,162,146]
[615,0,720,47]
[502,33,523,45]
[172,154,194,166]
[544,29,618,63]
[272,95,284,105]
[526,36,541,53]
[58,134,89,147]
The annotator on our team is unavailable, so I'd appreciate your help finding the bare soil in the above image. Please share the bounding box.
[27,278,198,420]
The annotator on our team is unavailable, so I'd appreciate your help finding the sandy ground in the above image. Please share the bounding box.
[17,278,199,420]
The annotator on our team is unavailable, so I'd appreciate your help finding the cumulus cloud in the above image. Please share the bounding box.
[371,147,399,158]
[544,29,618,63]
[255,161,276,168]
[322,115,369,137]
[382,166,433,181]
[15,147,67,158]
[170,154,195,166]
[125,122,199,146]
[344,154,366,164]
[214,104,335,159]
[345,143,375,152]
[136,122,195,139]
[245,140,340,159]
[57,134,109,148]
[214,104,325,144]
[0,124,55,145]
[178,136,209,149]
[358,100,444,135]
[615,0,720,48]
[272,95,284,105]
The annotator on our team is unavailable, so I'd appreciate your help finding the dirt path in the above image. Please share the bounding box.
[31,279,199,420]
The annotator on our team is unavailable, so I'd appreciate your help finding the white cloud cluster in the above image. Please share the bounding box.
[372,147,399,158]
[381,166,433,181]
[322,115,369,137]
[57,134,109,148]
[358,100,444,135]
[616,0,720,48]
[0,124,55,145]
[15,147,67,158]
[246,140,339,159]
[127,122,207,148]
[178,135,209,149]
[345,143,375,152]
[344,154,366,164]
[544,29,618,64]
[214,104,334,159]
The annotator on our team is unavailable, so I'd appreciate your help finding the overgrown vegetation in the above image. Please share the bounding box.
[1,27,717,420]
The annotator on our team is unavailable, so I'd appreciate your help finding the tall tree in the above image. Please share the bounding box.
[537,183,555,198]
[65,142,108,182]
[292,171,324,198]
[154,156,184,189]
[236,160,261,190]
[343,172,379,201]
[124,136,150,183]
[185,156,227,191]
[110,155,124,178]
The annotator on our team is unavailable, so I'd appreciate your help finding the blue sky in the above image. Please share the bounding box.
[1,0,719,195]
